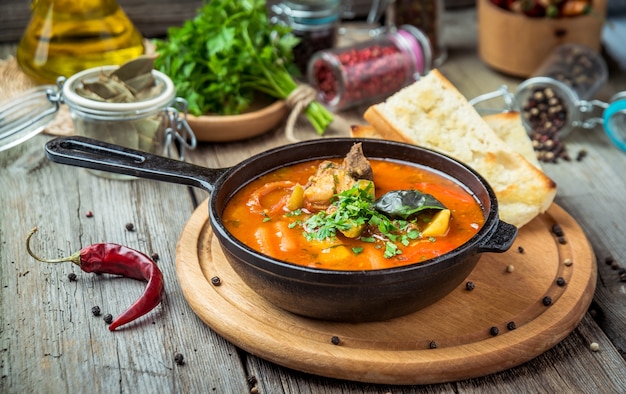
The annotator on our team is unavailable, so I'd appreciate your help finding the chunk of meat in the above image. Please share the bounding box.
[302,143,373,211]
[303,161,355,211]
[341,143,373,181]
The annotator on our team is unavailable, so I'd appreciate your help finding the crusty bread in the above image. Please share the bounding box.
[352,111,539,168]
[482,111,541,169]
[361,69,556,228]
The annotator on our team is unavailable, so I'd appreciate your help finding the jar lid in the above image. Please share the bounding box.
[277,0,341,26]
[0,85,60,153]
[394,25,433,75]
[603,98,626,152]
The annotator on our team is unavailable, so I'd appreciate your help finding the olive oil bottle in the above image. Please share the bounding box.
[17,0,145,84]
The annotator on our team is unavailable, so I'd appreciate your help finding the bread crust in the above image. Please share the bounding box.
[361,69,556,228]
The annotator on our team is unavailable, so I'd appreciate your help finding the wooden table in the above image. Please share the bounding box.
[2,8,626,393]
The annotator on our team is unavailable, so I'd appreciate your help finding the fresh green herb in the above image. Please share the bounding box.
[153,0,334,134]
[263,217,272,222]
[302,183,421,259]
[352,247,364,255]
[285,209,302,217]
[384,242,401,258]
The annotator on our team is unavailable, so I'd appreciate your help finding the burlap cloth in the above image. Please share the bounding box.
[0,55,74,136]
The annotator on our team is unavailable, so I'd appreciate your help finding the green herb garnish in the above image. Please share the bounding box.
[153,0,334,134]
[298,183,449,258]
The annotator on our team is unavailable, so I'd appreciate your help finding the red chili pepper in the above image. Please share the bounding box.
[26,227,164,331]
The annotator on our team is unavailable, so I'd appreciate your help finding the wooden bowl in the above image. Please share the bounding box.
[477,0,607,77]
[186,96,288,142]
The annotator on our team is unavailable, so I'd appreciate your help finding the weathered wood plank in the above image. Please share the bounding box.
[0,134,249,392]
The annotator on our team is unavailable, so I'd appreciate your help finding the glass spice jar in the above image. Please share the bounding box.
[307,25,433,112]
[516,43,608,140]
[270,0,341,76]
[17,0,144,84]
[469,44,625,160]
[392,0,446,67]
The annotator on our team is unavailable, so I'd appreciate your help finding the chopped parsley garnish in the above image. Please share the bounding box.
[297,183,445,259]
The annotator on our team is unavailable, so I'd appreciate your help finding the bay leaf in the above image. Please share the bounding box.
[111,55,157,82]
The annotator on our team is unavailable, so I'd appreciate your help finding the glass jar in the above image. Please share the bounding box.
[17,0,144,84]
[271,0,341,76]
[307,25,433,111]
[392,0,446,67]
[516,43,608,139]
[0,66,196,179]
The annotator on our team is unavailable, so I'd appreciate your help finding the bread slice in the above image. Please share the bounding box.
[482,111,541,169]
[352,111,539,167]
[362,69,556,228]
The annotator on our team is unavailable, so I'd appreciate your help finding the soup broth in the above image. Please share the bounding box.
[223,159,485,271]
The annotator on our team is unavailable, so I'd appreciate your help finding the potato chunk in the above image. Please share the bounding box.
[421,209,451,237]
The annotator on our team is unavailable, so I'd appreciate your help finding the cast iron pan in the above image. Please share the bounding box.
[45,136,517,322]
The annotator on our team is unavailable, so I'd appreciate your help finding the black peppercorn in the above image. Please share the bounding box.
[551,223,564,237]
[67,272,77,282]
[331,336,341,345]
[507,321,517,330]
[104,313,113,324]
[91,306,101,316]
[465,281,475,291]
[556,277,567,286]
[429,341,437,349]
[490,326,499,336]
[151,253,159,262]
[125,222,135,231]
[174,353,185,365]
[542,296,553,306]
[558,236,567,245]
[210,276,222,286]
[518,246,525,254]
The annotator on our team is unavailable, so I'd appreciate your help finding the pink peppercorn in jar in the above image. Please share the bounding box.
[307,25,433,112]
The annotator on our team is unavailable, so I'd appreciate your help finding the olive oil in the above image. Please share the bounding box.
[17,0,144,84]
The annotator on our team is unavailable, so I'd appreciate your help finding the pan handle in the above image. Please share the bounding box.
[45,136,227,192]
[476,219,518,253]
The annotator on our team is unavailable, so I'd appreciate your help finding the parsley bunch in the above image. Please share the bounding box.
[153,0,334,134]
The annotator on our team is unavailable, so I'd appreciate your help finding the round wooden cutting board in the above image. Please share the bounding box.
[175,200,596,385]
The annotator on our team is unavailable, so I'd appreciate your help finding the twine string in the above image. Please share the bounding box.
[284,84,317,142]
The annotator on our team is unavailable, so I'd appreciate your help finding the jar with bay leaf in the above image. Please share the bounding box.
[62,58,195,179]
[0,57,196,179]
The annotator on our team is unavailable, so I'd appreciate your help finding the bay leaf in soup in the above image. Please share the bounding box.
[374,190,447,220]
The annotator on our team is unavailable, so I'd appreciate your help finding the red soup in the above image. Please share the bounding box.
[222,159,485,271]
